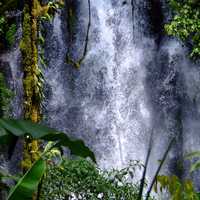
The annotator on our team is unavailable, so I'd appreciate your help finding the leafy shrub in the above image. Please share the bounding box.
[154,175,199,200]
[153,150,200,200]
[39,159,147,200]
[0,119,96,200]
[165,0,200,58]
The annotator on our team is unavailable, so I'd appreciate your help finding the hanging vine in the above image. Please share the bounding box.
[131,0,134,34]
[66,0,91,68]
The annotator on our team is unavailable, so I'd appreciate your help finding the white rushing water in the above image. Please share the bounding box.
[43,0,156,175]
[42,0,191,185]
[3,0,200,189]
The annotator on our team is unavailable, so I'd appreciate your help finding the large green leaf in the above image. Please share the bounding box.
[0,127,18,158]
[0,118,96,162]
[0,126,13,145]
[43,133,96,162]
[0,119,55,138]
[7,158,46,200]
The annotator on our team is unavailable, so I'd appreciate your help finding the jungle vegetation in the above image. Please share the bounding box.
[1,0,200,200]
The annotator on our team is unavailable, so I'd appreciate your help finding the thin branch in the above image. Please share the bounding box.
[131,0,134,35]
[137,130,154,200]
[145,137,176,200]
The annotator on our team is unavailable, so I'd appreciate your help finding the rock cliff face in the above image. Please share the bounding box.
[1,0,200,189]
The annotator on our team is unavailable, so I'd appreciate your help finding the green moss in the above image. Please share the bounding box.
[66,55,81,68]
[20,0,64,173]
[20,2,43,121]
[21,139,40,171]
[0,72,13,117]
[20,1,42,173]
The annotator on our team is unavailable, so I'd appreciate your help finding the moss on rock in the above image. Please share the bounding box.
[20,0,43,172]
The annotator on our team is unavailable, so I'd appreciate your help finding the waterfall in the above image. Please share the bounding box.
[42,0,200,186]
[42,0,153,171]
[2,0,200,189]
[41,0,161,186]
[0,14,23,180]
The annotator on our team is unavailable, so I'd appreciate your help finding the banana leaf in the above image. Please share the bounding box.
[7,158,46,200]
[0,118,96,162]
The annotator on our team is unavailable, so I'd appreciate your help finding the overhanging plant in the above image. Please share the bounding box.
[7,158,46,200]
[0,118,95,162]
[0,118,96,200]
[39,159,145,200]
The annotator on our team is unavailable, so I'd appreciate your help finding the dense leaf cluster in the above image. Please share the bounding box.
[155,175,199,200]
[40,159,146,200]
[165,0,200,58]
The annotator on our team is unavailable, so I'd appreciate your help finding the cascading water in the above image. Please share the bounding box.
[0,12,23,175]
[43,0,154,171]
[2,0,200,190]
[42,0,181,184]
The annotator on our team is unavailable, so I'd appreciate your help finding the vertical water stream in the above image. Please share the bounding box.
[2,0,200,189]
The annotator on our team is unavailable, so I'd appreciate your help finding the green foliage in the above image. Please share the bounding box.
[154,175,199,200]
[38,0,64,68]
[0,118,96,199]
[0,16,16,47]
[40,0,64,21]
[151,145,200,200]
[7,158,46,200]
[2,119,200,200]
[0,118,96,162]
[0,0,17,48]
[186,151,200,173]
[20,2,44,121]
[0,141,63,200]
[165,0,200,58]
[0,73,13,117]
[39,159,147,200]
[5,24,17,47]
[0,16,5,34]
